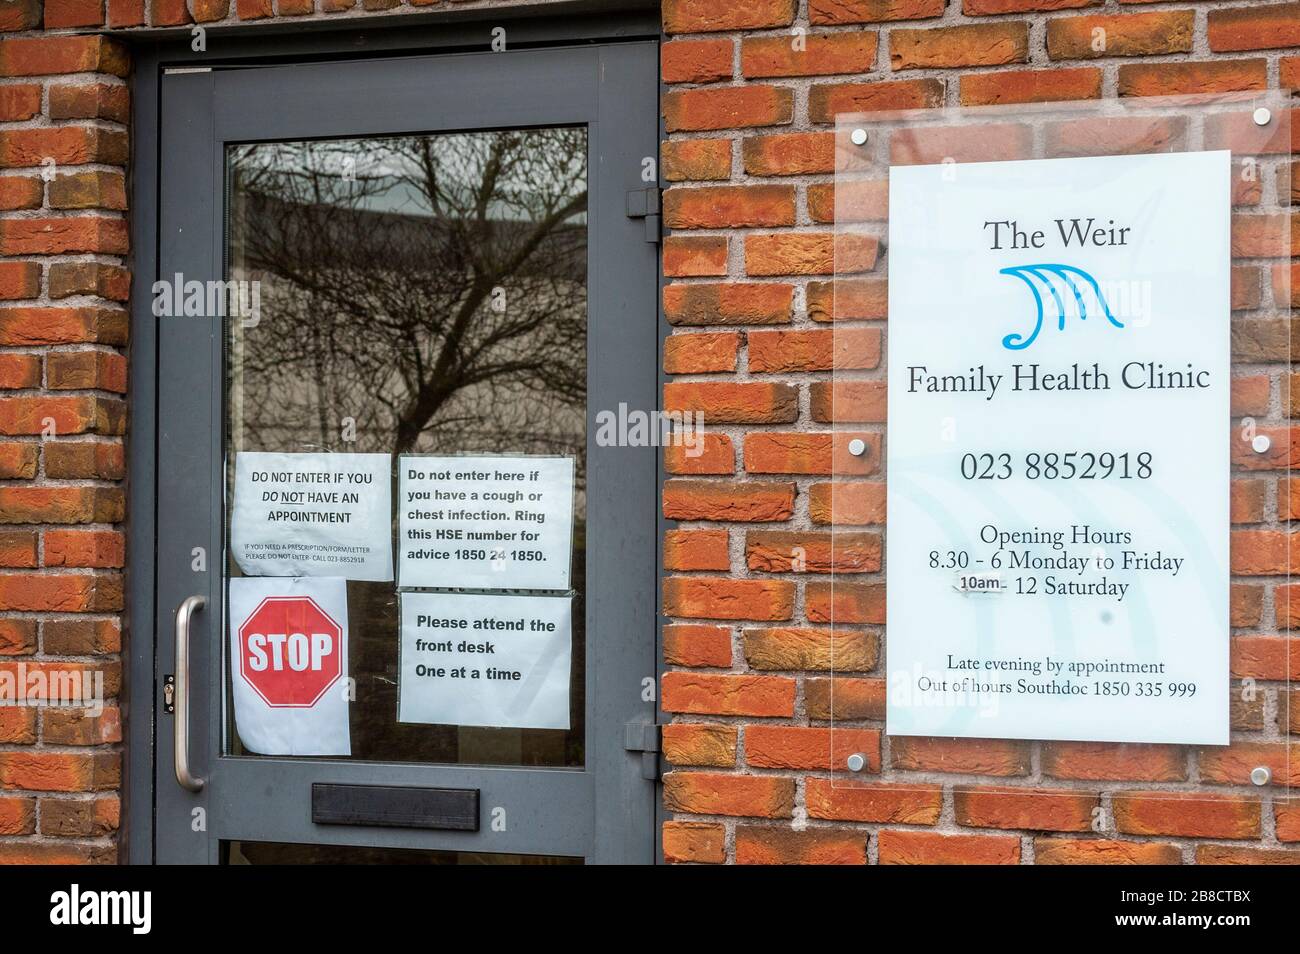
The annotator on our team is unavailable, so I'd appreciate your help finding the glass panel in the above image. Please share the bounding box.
[828,94,1293,816]
[224,128,588,766]
[223,841,581,865]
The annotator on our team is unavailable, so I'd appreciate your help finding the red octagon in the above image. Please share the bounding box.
[237,596,342,708]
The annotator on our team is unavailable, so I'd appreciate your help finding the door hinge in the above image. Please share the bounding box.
[624,722,661,781]
[626,187,661,245]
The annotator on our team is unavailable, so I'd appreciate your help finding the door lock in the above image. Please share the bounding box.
[163,675,175,714]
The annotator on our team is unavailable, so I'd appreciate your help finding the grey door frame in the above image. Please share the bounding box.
[130,28,661,864]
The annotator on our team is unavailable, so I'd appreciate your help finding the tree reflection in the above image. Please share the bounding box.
[228,128,587,462]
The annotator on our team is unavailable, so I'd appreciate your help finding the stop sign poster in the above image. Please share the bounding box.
[228,577,350,756]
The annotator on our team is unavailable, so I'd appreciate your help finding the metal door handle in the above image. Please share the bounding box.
[174,595,205,793]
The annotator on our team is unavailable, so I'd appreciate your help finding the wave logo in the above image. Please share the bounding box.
[997,264,1123,351]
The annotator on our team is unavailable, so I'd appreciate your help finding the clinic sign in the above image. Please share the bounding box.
[885,151,1230,746]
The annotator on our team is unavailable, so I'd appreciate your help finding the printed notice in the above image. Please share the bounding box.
[231,452,393,582]
[885,151,1230,746]
[398,455,574,590]
[398,591,572,730]
[228,576,351,756]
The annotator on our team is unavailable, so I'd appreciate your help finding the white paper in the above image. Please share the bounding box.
[885,151,1230,745]
[228,576,351,756]
[398,455,574,590]
[398,591,572,730]
[231,452,393,581]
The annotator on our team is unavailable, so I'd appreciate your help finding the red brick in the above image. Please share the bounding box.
[960,67,1101,105]
[1033,838,1181,865]
[661,671,796,717]
[663,86,793,132]
[811,380,886,423]
[1041,741,1185,782]
[1208,3,1300,53]
[745,725,880,770]
[49,84,129,123]
[879,830,1020,864]
[1045,115,1186,158]
[0,354,37,390]
[1112,792,1260,839]
[662,577,795,622]
[808,481,886,525]
[663,771,795,818]
[663,0,795,33]
[663,236,728,277]
[736,826,866,864]
[44,0,105,27]
[741,32,878,78]
[664,381,797,423]
[0,84,39,121]
[0,219,128,256]
[662,139,732,181]
[809,180,889,225]
[663,623,733,668]
[954,786,1098,832]
[43,529,124,569]
[0,530,35,567]
[810,0,943,23]
[965,0,1095,11]
[747,327,880,372]
[745,530,880,574]
[666,479,789,524]
[891,23,1029,70]
[663,821,725,863]
[662,723,737,767]
[0,176,40,211]
[1196,845,1300,865]
[663,528,730,572]
[891,737,1031,776]
[807,278,888,320]
[743,626,877,671]
[664,282,793,326]
[805,777,942,824]
[892,123,1032,164]
[0,36,127,77]
[744,232,878,276]
[1198,742,1300,786]
[742,131,835,176]
[665,433,735,475]
[1119,59,1267,96]
[664,184,795,229]
[662,39,733,85]
[743,431,879,476]
[805,580,884,624]
[0,127,127,167]
[1047,12,1194,59]
[808,78,944,122]
[663,331,739,372]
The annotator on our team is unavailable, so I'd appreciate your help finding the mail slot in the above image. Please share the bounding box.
[311,784,480,832]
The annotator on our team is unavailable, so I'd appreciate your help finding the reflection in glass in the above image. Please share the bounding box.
[225,128,589,766]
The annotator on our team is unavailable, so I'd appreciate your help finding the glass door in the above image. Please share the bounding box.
[152,44,658,864]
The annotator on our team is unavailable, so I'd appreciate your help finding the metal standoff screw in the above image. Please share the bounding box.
[1251,766,1271,786]
[850,128,868,146]
[1252,434,1271,454]
[846,753,867,772]
[1253,107,1272,127]
[848,438,868,457]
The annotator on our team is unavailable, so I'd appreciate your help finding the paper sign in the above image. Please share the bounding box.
[398,591,571,730]
[228,576,351,756]
[231,452,393,581]
[885,150,1230,745]
[398,455,574,590]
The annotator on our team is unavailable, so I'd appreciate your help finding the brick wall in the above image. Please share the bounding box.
[0,0,1295,866]
[659,0,1300,865]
